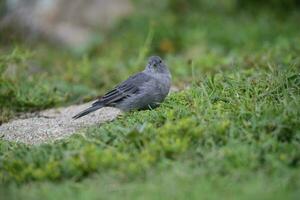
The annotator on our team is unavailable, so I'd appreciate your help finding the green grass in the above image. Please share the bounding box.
[1,0,300,199]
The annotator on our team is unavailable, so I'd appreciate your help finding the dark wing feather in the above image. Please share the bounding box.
[92,72,151,107]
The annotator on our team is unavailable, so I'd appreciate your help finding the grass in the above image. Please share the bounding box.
[0,0,300,199]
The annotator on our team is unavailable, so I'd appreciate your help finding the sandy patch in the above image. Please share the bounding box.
[0,103,122,145]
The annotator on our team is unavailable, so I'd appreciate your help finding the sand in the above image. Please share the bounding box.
[0,102,122,145]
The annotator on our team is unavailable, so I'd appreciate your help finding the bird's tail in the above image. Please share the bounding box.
[72,104,103,119]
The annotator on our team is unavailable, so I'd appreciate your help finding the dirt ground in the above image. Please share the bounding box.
[0,102,122,145]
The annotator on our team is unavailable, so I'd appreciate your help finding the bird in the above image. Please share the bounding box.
[73,56,171,119]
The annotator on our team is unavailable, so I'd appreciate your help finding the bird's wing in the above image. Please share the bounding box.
[92,72,151,106]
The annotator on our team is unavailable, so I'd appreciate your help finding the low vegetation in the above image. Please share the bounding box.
[0,0,299,199]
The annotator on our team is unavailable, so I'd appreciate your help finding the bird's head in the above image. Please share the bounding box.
[145,56,168,74]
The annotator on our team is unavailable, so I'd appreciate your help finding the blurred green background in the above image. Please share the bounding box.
[0,0,300,199]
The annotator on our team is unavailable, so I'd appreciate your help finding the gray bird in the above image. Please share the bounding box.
[73,56,171,119]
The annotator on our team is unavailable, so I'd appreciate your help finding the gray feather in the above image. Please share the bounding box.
[72,104,103,119]
[73,56,171,119]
